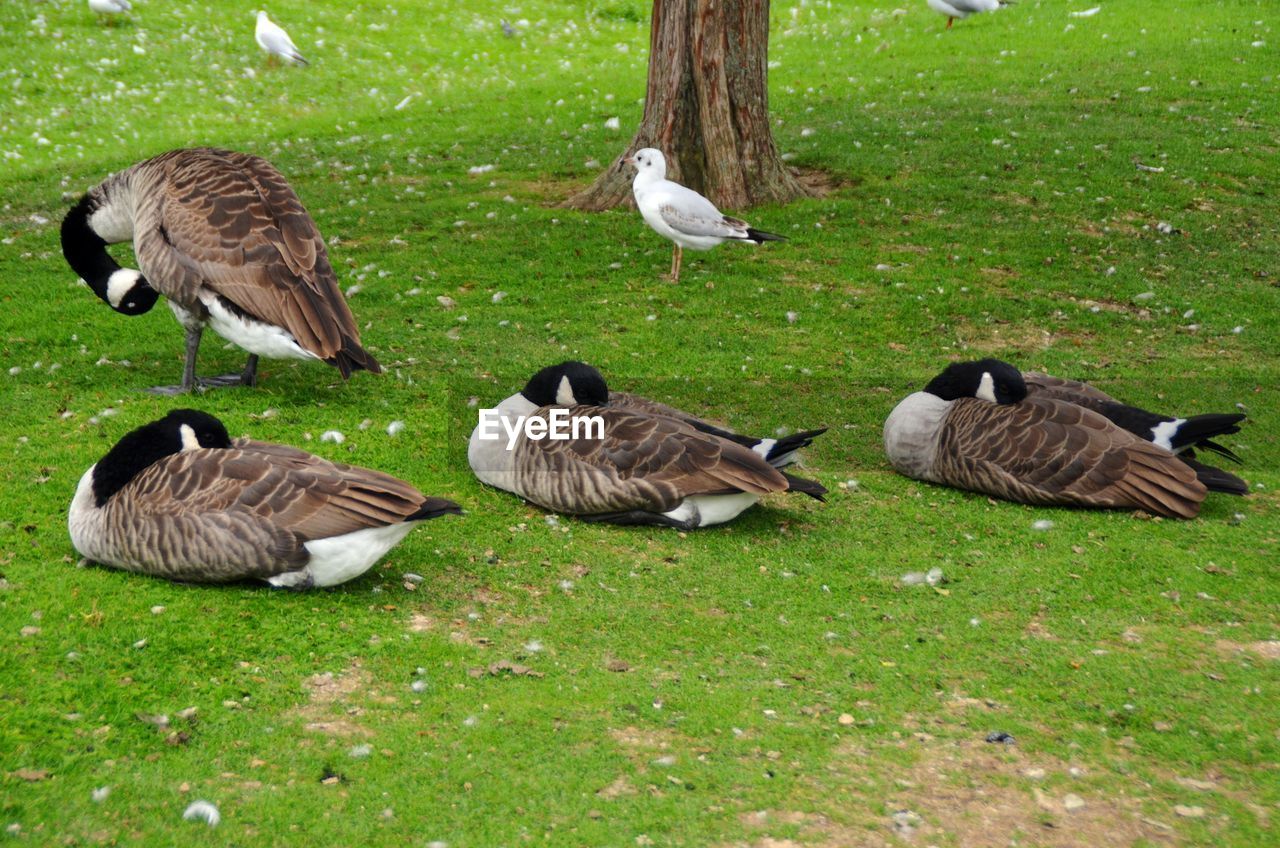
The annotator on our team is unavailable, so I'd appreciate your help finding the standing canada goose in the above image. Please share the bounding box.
[255,11,309,66]
[625,148,786,283]
[468,362,825,529]
[69,409,461,588]
[605,390,826,469]
[1021,371,1248,495]
[60,148,380,393]
[927,0,1002,30]
[883,359,1214,518]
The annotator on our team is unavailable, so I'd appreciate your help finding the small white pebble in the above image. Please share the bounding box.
[150,606,165,615]
[386,420,405,436]
[320,430,345,444]
[358,419,373,431]
[133,639,147,649]
[348,744,373,758]
[524,639,543,653]
[411,679,428,692]
[785,311,798,324]
[1032,519,1055,531]
[92,786,110,803]
[182,800,220,827]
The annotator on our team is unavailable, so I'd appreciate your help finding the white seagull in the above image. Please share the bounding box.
[89,0,132,23]
[255,11,309,66]
[625,148,786,283]
[927,0,1002,30]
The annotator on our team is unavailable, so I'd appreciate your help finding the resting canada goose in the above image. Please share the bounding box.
[605,391,826,469]
[60,147,380,393]
[883,359,1218,518]
[1021,371,1248,495]
[468,362,826,529]
[626,148,785,283]
[927,0,1002,30]
[69,409,460,587]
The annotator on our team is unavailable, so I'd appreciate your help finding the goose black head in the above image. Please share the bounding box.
[923,359,1027,404]
[521,361,610,408]
[92,409,233,506]
[60,193,159,316]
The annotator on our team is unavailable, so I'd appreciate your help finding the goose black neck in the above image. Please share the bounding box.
[61,194,122,303]
[92,410,232,506]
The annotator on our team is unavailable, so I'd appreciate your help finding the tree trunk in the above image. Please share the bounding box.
[564,0,811,211]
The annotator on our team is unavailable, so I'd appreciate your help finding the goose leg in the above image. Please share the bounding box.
[670,245,683,283]
[197,353,259,390]
[146,325,204,395]
[946,17,953,30]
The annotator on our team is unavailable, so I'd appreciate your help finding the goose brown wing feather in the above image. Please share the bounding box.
[131,148,377,373]
[1023,372,1120,407]
[937,397,1205,517]
[516,406,787,514]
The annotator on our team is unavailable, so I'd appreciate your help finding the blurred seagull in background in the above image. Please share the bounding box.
[927,0,1003,30]
[89,0,132,24]
[255,10,309,66]
[626,148,786,284]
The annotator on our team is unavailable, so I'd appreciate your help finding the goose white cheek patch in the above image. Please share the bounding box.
[555,375,578,406]
[178,424,202,452]
[976,372,997,403]
[105,269,142,309]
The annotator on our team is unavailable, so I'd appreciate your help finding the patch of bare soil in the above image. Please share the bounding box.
[956,322,1058,354]
[290,661,375,738]
[728,735,1178,848]
[1214,640,1280,661]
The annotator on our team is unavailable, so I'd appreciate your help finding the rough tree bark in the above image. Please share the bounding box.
[564,0,811,211]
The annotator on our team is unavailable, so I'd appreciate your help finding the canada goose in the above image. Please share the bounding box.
[60,148,380,393]
[255,11,309,65]
[625,148,785,283]
[927,0,1002,30]
[468,362,826,529]
[69,409,460,587]
[88,0,131,23]
[883,359,1214,518]
[605,391,826,469]
[1021,371,1248,495]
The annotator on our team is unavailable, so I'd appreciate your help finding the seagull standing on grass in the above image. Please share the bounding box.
[89,0,132,24]
[625,148,786,284]
[255,11,309,66]
[927,0,1002,30]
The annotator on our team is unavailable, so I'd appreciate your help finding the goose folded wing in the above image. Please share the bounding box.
[939,397,1205,517]
[608,391,740,442]
[524,407,788,513]
[133,149,357,360]
[1023,372,1120,407]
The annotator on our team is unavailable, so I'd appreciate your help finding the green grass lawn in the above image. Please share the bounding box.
[1,0,1277,844]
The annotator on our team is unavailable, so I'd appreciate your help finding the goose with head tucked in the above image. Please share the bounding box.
[60,148,380,393]
[69,409,460,587]
[468,362,825,529]
[883,359,1213,518]
[625,148,786,283]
